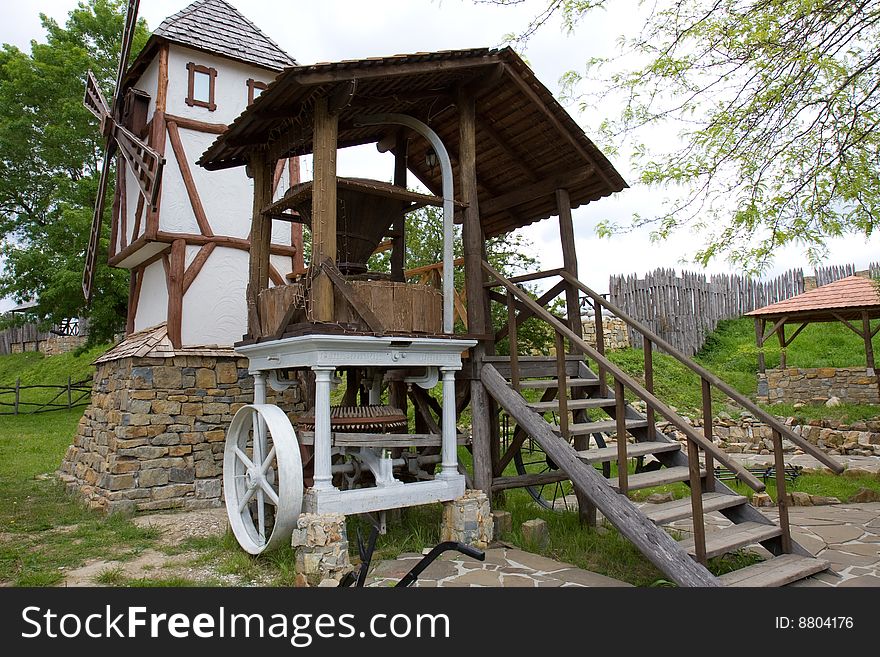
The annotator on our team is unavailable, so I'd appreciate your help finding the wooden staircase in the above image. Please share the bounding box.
[478,262,843,587]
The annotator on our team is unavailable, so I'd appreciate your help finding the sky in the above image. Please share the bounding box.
[1,0,878,312]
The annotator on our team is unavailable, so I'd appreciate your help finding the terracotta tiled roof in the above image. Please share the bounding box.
[94,323,238,364]
[154,0,295,71]
[747,275,880,317]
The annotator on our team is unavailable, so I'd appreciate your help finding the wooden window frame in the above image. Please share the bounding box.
[185,62,217,111]
[247,78,268,105]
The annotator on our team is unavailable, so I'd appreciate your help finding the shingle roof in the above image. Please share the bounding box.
[94,323,237,364]
[154,0,295,71]
[198,47,628,238]
[747,275,880,318]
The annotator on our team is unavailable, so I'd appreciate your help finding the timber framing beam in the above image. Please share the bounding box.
[480,167,594,216]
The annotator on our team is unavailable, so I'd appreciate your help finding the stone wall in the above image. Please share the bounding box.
[58,353,304,514]
[10,334,88,356]
[581,316,630,351]
[757,367,879,404]
[651,410,880,460]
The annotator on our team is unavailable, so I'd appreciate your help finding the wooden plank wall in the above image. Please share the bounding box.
[607,268,806,356]
[0,320,88,355]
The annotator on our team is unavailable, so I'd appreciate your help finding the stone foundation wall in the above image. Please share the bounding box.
[10,334,88,356]
[58,354,304,514]
[581,316,630,351]
[757,367,879,404]
[650,410,880,460]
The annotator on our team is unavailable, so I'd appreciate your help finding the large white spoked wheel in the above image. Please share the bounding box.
[224,404,303,555]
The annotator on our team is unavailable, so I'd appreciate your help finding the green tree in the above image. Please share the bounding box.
[490,0,880,271]
[0,0,148,343]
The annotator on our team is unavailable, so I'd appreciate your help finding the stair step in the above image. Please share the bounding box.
[518,378,600,390]
[577,441,681,464]
[642,492,749,525]
[679,521,783,560]
[719,554,830,587]
[609,465,700,491]
[529,397,616,412]
[550,418,649,435]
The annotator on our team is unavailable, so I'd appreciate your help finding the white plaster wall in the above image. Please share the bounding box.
[137,56,160,125]
[134,260,169,332]
[175,128,252,238]
[184,244,201,269]
[166,45,273,126]
[157,132,202,236]
[181,247,249,345]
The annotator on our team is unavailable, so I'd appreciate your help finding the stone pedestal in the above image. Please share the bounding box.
[440,490,493,549]
[291,513,353,586]
[57,346,303,513]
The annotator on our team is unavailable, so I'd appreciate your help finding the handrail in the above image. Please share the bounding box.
[558,270,844,474]
[482,261,767,492]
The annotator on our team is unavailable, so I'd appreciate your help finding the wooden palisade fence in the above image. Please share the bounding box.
[608,268,805,356]
[0,376,93,415]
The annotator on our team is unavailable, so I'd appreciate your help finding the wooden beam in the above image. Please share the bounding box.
[126,266,142,334]
[320,259,384,333]
[831,312,865,338]
[755,317,766,373]
[155,44,169,114]
[502,63,617,191]
[166,120,214,237]
[167,239,185,348]
[557,188,582,340]
[783,322,809,347]
[391,130,408,282]
[247,151,273,337]
[480,363,720,587]
[458,87,493,497]
[762,315,789,343]
[145,110,166,239]
[182,242,216,295]
[480,167,594,216]
[477,115,537,182]
[311,96,338,323]
[494,280,567,343]
[164,113,227,135]
[289,157,304,274]
[864,311,877,378]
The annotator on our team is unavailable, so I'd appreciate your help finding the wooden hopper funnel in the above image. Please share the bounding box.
[264,177,448,275]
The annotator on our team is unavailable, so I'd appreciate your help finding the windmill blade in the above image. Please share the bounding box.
[83,71,111,123]
[113,0,141,111]
[113,123,164,209]
[82,150,116,301]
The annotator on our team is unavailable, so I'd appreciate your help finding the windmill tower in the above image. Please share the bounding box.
[60,1,305,514]
[86,0,300,348]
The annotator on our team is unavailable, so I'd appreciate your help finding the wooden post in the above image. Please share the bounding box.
[772,429,792,553]
[391,130,408,283]
[458,89,493,496]
[687,436,708,565]
[614,378,628,496]
[701,377,714,492]
[311,95,339,323]
[862,312,879,402]
[67,375,72,409]
[754,317,766,373]
[508,290,520,392]
[644,338,655,441]
[14,377,20,415]
[595,302,607,397]
[556,188,582,342]
[246,151,274,337]
[555,332,569,441]
[167,238,185,348]
[777,323,787,369]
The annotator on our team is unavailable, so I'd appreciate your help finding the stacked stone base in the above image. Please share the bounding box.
[440,490,493,549]
[758,367,879,404]
[57,352,303,514]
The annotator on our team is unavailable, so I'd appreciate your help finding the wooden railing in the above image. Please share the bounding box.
[484,262,843,563]
[0,376,92,415]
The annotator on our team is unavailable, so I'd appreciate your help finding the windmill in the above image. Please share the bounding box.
[82,0,164,301]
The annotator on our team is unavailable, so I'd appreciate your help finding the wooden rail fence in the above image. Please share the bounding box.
[608,268,805,356]
[0,376,93,415]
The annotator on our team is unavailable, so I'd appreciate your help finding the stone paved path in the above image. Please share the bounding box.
[364,545,631,587]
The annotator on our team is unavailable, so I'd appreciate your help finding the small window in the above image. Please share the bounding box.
[247,78,268,105]
[185,62,217,111]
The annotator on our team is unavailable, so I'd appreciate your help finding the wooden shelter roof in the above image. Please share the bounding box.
[746,275,880,322]
[198,47,627,237]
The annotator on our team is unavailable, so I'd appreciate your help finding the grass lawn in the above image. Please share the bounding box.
[606,317,879,422]
[0,410,160,585]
